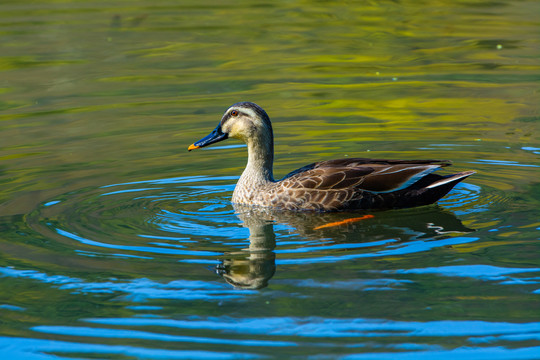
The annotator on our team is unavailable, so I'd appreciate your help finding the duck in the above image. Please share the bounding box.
[188,102,475,212]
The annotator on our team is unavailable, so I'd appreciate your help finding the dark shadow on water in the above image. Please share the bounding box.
[217,204,474,290]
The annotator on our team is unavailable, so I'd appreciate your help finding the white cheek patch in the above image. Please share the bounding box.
[227,120,248,140]
[228,122,240,137]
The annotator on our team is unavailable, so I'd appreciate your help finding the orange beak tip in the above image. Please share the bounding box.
[188,144,200,151]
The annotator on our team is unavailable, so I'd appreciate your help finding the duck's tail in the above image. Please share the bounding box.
[401,170,476,208]
[426,170,476,190]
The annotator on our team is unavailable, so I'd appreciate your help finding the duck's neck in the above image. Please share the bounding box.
[240,136,275,186]
[231,122,275,205]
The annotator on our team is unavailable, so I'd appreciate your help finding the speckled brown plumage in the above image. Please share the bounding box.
[189,102,475,212]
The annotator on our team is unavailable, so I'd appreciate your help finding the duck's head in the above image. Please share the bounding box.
[188,102,273,151]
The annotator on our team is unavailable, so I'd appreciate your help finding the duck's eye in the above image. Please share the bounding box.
[230,110,239,117]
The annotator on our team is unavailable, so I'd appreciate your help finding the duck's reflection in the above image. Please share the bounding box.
[216,206,276,290]
[216,205,474,290]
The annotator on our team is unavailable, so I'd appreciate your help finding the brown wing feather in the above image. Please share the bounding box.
[281,158,449,193]
[284,166,373,190]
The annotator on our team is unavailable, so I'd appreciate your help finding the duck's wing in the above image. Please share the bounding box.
[280,158,452,193]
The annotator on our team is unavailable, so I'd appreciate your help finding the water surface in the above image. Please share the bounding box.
[1,0,539,359]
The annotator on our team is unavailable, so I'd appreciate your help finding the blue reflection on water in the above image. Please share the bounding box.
[388,264,540,278]
[522,146,540,155]
[55,228,222,256]
[101,187,163,196]
[32,326,297,347]
[154,210,248,238]
[471,159,539,168]
[0,266,250,300]
[277,236,479,265]
[341,346,540,360]
[84,316,540,338]
[0,304,25,311]
[0,336,260,360]
[100,176,238,188]
[439,182,485,215]
[43,200,61,207]
[275,238,398,254]
[383,265,540,287]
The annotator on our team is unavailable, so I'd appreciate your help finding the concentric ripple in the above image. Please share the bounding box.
[24,175,488,280]
[26,176,246,262]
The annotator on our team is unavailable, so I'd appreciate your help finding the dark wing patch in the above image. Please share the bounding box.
[354,165,440,192]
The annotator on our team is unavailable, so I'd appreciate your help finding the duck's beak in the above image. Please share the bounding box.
[188,124,229,151]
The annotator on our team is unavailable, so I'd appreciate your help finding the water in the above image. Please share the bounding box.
[1,0,539,358]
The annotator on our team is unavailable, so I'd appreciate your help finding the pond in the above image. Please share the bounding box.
[0,0,539,359]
